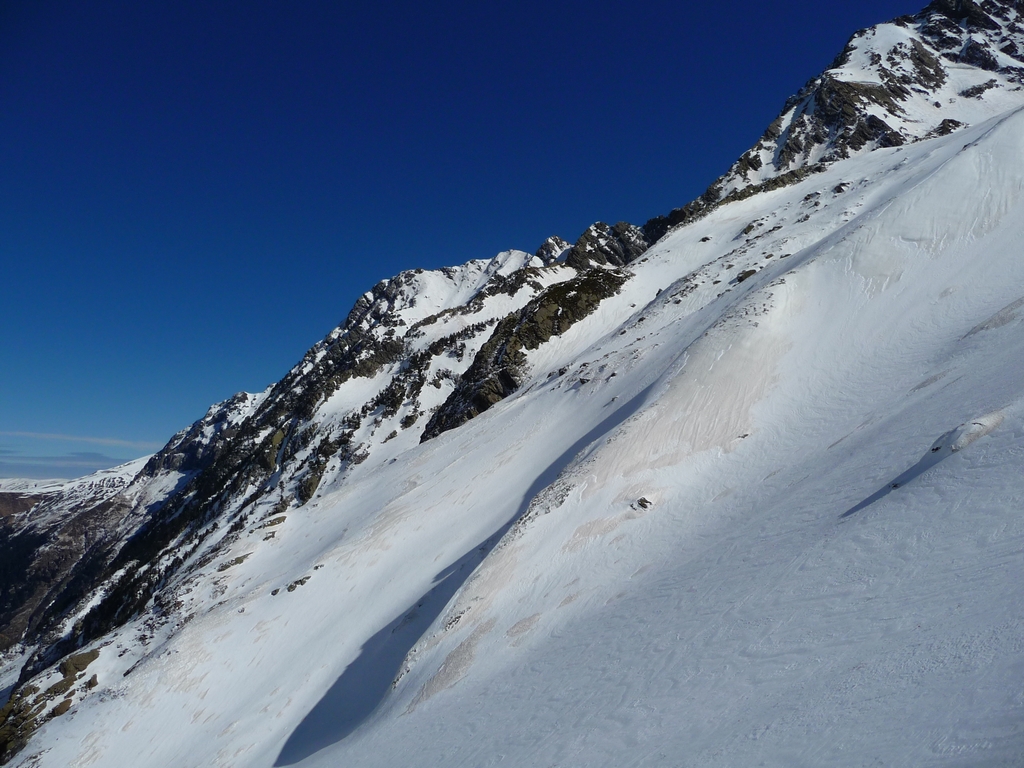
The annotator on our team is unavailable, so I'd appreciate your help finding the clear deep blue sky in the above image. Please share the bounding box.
[1,0,923,478]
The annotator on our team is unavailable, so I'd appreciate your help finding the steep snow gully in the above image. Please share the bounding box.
[4,2,1024,766]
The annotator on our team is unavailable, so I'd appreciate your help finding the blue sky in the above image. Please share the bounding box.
[0,0,923,478]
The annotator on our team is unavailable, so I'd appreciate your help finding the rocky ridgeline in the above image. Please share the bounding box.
[4,0,1024,761]
[554,2,1024,265]
[0,243,635,761]
[641,0,1024,240]
[422,267,630,439]
[717,0,1024,194]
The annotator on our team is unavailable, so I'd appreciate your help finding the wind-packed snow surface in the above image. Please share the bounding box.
[11,96,1024,766]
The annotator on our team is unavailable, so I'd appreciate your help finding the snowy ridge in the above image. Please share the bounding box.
[642,0,1024,241]
[0,459,147,499]
[725,0,1024,192]
[3,3,1024,765]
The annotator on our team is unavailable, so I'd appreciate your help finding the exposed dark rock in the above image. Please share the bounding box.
[566,222,651,270]
[906,39,948,89]
[642,183,724,243]
[960,78,1000,97]
[472,267,548,303]
[735,269,759,284]
[0,495,42,519]
[958,38,1002,69]
[926,0,1002,32]
[0,649,98,761]
[141,392,252,477]
[296,434,350,505]
[535,236,571,264]
[58,650,98,679]
[422,269,629,440]
[719,165,828,206]
[929,118,967,139]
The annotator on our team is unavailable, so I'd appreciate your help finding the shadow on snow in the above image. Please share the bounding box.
[840,440,954,519]
[275,385,653,766]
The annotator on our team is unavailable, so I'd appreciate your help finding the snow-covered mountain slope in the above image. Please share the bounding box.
[727,0,1024,187]
[0,459,151,652]
[4,2,1024,766]
[643,0,1024,240]
[7,99,1024,768]
[0,246,589,761]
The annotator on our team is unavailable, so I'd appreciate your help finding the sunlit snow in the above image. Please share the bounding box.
[6,96,1024,767]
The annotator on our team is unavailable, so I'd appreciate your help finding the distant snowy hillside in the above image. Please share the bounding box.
[4,1,1024,766]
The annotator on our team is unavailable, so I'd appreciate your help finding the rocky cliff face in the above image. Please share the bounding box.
[422,267,630,440]
[3,0,1024,762]
[564,222,651,270]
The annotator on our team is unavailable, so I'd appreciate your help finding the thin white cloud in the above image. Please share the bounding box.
[0,431,163,450]
[0,451,131,480]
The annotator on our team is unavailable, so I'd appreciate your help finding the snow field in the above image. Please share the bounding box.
[16,101,1024,768]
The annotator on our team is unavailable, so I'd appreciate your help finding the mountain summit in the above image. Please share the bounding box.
[4,2,1024,765]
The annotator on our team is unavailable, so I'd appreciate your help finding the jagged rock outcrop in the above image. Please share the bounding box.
[535,235,571,264]
[140,392,260,477]
[565,222,651,270]
[723,0,1024,190]
[643,0,1024,239]
[422,268,629,440]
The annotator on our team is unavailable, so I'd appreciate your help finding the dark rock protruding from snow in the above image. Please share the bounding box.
[535,236,571,264]
[141,392,255,477]
[422,268,629,440]
[642,0,1024,240]
[566,222,651,270]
